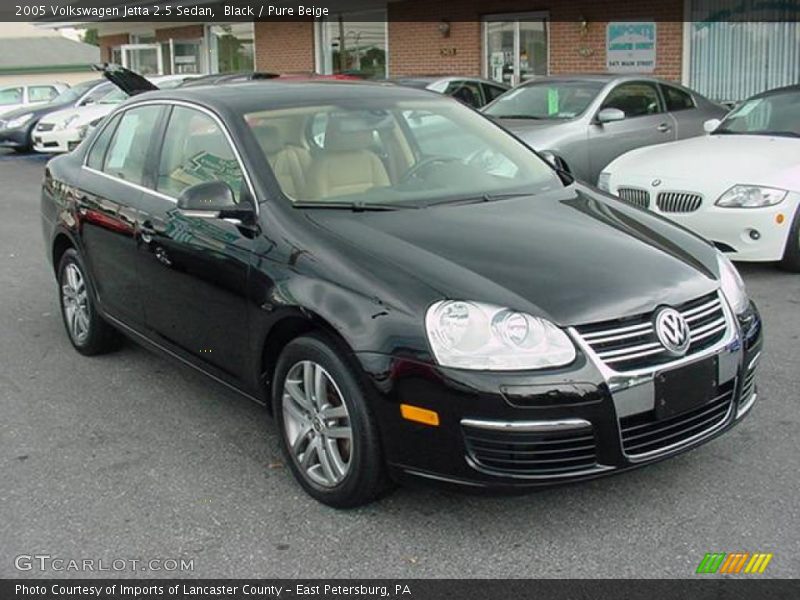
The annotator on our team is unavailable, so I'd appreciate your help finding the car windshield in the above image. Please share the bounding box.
[714,90,800,137]
[245,98,563,207]
[483,81,605,120]
[98,88,128,104]
[53,81,97,105]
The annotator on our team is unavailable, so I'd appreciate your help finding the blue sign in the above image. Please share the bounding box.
[607,22,657,73]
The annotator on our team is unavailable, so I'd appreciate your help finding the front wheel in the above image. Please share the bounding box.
[272,333,390,508]
[779,207,800,272]
[57,249,121,355]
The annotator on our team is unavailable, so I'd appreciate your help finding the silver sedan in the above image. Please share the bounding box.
[483,74,728,184]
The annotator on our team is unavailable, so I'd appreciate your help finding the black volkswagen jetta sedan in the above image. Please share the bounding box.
[41,70,763,507]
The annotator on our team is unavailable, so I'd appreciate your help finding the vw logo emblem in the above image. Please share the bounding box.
[654,308,690,356]
[652,178,662,187]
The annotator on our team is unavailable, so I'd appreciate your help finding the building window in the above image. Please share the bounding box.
[484,13,548,87]
[317,10,388,79]
[207,23,254,74]
[688,2,800,102]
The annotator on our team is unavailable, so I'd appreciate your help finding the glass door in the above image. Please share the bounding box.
[120,44,163,76]
[484,14,548,86]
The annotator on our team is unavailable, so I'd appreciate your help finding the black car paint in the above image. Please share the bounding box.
[41,82,762,489]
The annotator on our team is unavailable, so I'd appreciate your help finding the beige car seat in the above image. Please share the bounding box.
[305,117,390,200]
[252,124,312,199]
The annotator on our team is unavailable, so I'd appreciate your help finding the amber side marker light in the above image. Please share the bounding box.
[400,404,440,426]
[776,213,785,224]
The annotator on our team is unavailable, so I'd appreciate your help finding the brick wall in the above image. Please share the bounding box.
[388,0,684,81]
[254,20,315,73]
[155,25,204,42]
[98,34,129,62]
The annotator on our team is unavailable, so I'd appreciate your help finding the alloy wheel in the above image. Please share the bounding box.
[61,263,90,344]
[281,360,353,488]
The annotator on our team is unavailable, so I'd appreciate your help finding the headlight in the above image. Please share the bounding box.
[716,185,787,208]
[597,172,611,192]
[55,114,80,131]
[425,300,576,370]
[716,251,748,314]
[6,113,33,128]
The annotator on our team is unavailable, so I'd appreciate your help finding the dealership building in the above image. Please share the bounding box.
[69,0,799,103]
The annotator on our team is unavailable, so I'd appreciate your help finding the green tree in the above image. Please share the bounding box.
[82,28,99,46]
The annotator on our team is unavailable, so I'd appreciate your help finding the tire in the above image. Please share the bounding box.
[779,206,800,272]
[272,333,390,508]
[57,248,122,355]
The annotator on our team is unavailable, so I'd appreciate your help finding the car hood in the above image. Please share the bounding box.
[39,104,115,126]
[305,185,719,326]
[1,100,71,122]
[608,134,800,191]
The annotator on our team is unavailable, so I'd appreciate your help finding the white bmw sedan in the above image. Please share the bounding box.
[599,85,800,271]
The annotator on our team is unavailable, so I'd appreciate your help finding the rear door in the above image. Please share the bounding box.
[134,104,254,381]
[78,104,165,326]
[587,81,677,181]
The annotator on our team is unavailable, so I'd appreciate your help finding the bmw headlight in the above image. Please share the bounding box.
[425,300,576,370]
[6,113,33,129]
[716,185,787,208]
[597,172,611,192]
[716,252,748,314]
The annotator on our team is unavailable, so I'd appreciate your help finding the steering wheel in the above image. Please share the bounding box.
[400,156,461,184]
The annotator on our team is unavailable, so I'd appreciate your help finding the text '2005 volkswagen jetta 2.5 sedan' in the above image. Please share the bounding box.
[41,69,763,507]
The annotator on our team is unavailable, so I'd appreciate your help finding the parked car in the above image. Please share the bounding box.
[390,76,510,109]
[0,79,109,152]
[482,75,728,183]
[42,68,762,508]
[599,84,800,271]
[33,74,198,154]
[0,82,69,117]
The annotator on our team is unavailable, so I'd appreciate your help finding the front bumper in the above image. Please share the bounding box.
[357,301,762,490]
[33,127,78,154]
[0,126,32,148]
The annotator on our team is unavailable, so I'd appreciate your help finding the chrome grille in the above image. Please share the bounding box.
[617,187,650,209]
[656,191,702,213]
[36,122,55,132]
[619,381,734,456]
[575,292,727,373]
[739,355,758,406]
[462,424,598,476]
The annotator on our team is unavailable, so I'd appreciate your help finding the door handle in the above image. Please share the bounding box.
[657,123,671,133]
[140,221,156,243]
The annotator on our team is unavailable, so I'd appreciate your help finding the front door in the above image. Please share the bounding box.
[587,81,677,182]
[135,104,254,381]
[484,14,548,87]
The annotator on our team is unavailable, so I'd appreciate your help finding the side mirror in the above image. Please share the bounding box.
[703,118,721,134]
[177,181,253,224]
[596,108,626,124]
[539,150,570,173]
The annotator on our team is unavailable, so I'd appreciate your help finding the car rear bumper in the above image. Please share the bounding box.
[357,301,762,490]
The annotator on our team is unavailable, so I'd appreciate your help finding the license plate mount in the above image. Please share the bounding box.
[654,357,718,420]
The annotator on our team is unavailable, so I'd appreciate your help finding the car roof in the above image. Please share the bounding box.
[390,75,508,86]
[749,84,800,99]
[125,79,446,113]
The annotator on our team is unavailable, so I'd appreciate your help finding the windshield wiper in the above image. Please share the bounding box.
[293,201,414,212]
[425,192,532,207]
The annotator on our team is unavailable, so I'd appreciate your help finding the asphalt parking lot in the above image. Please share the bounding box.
[0,149,798,579]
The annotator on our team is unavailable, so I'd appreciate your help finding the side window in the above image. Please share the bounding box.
[157,106,244,202]
[602,82,663,118]
[483,84,507,103]
[102,106,162,185]
[0,87,23,106]
[445,80,482,108]
[29,86,58,102]
[86,114,121,170]
[662,85,695,112]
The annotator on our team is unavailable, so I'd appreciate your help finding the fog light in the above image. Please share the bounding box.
[400,404,440,426]
[748,229,761,240]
